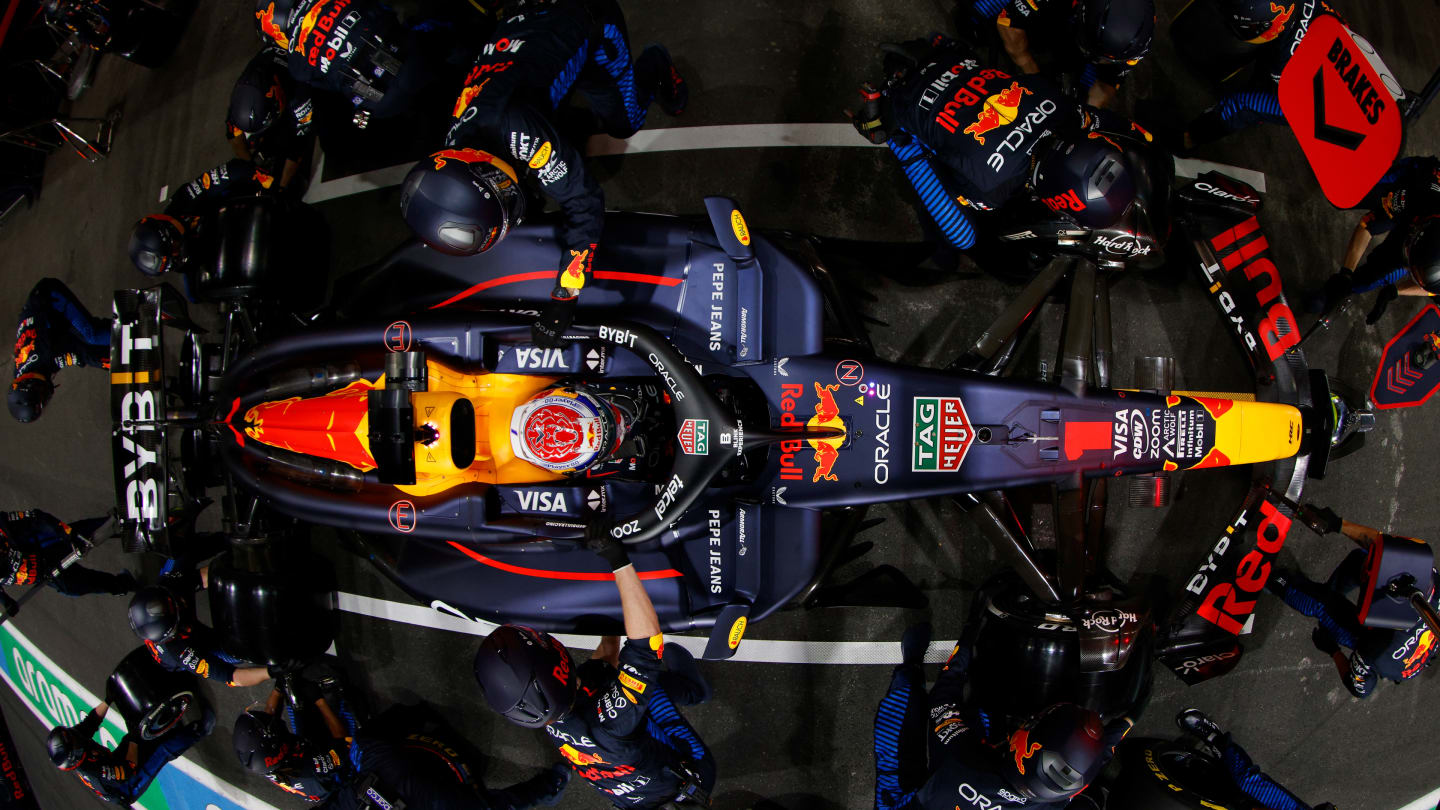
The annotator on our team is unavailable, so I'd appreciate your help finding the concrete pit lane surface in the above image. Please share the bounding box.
[1,1,1438,808]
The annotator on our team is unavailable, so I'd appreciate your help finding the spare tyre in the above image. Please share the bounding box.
[106,647,200,740]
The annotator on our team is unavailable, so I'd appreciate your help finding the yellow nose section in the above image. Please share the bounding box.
[1212,400,1304,466]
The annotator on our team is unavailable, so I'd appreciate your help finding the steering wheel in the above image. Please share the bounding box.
[563,321,743,546]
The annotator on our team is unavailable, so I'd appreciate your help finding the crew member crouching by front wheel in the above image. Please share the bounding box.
[399,0,687,349]
[1266,509,1439,699]
[847,34,1141,268]
[473,530,716,807]
[874,623,1131,809]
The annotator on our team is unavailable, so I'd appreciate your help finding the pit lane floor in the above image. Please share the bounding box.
[1,1,1439,808]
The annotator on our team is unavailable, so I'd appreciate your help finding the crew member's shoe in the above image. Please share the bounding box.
[1175,708,1223,745]
[901,622,932,668]
[641,45,688,116]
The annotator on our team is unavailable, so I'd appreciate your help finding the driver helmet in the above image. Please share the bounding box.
[1076,0,1155,65]
[1031,133,1136,230]
[510,385,628,473]
[233,710,288,773]
[473,625,577,728]
[400,148,526,256]
[1405,216,1440,295]
[128,215,187,276]
[8,374,55,423]
[1217,0,1294,43]
[254,0,298,48]
[229,71,286,136]
[1003,703,1107,801]
[45,726,87,770]
[128,586,184,644]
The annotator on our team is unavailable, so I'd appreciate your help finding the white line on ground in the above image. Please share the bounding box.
[299,123,1266,203]
[338,591,955,665]
[1397,787,1440,810]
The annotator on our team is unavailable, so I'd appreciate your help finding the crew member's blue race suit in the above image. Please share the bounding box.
[1347,156,1440,295]
[1186,1,1344,145]
[873,638,1124,809]
[1269,548,1440,698]
[0,510,132,604]
[319,731,567,810]
[62,700,215,804]
[1214,735,1315,810]
[447,0,685,286]
[541,637,713,808]
[877,35,1126,251]
[11,277,109,391]
[145,620,252,687]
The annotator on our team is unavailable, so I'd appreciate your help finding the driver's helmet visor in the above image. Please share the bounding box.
[510,387,627,473]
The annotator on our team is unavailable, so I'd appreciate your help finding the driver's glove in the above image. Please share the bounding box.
[844,82,891,145]
[1366,284,1398,325]
[532,292,577,349]
[585,523,631,572]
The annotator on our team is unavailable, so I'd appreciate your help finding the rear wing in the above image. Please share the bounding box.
[110,286,186,554]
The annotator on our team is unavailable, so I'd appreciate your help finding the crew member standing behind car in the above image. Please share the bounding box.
[963,0,1155,109]
[1266,508,1439,699]
[0,509,134,613]
[127,585,277,688]
[473,529,716,808]
[7,277,109,423]
[1311,155,1440,323]
[226,47,317,196]
[874,622,1131,809]
[1176,0,1345,150]
[1173,709,1337,810]
[45,695,215,805]
[126,158,276,279]
[399,0,688,348]
[848,34,1138,255]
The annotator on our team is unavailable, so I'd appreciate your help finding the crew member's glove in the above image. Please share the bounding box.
[1366,284,1398,325]
[267,659,307,679]
[845,82,890,145]
[585,523,631,571]
[1299,504,1343,535]
[532,293,577,349]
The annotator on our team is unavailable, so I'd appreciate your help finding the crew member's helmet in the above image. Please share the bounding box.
[7,375,55,424]
[510,385,629,473]
[128,215,187,276]
[233,710,286,773]
[1076,0,1155,65]
[1217,0,1293,43]
[1003,703,1107,801]
[128,586,183,644]
[1406,216,1440,295]
[400,148,526,256]
[473,625,577,728]
[45,727,86,770]
[254,0,299,47]
[229,71,286,135]
[1031,133,1136,230]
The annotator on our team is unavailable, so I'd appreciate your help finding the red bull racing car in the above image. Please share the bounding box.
[110,179,1339,663]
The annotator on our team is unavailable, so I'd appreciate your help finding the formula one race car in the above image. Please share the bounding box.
[110,180,1336,663]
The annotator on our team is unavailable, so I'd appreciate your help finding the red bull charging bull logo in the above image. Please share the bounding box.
[1255,2,1295,43]
[1009,728,1041,775]
[778,382,848,483]
[962,81,1033,145]
[256,2,290,49]
[559,745,607,767]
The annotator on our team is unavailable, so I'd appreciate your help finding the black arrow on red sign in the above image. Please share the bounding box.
[1312,68,1365,149]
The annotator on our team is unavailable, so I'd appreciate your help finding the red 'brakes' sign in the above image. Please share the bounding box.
[1278,15,1401,208]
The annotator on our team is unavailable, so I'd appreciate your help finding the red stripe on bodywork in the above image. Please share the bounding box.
[430,269,682,309]
[447,540,683,581]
